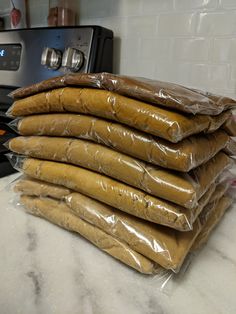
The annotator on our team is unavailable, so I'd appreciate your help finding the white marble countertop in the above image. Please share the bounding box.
[0,173,236,314]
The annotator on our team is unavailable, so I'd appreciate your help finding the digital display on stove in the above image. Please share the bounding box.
[0,44,21,71]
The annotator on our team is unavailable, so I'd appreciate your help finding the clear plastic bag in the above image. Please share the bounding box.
[7,135,232,209]
[224,137,236,156]
[20,194,161,275]
[9,114,230,172]
[14,177,231,273]
[223,114,236,136]
[7,88,231,143]
[7,153,232,231]
[9,72,236,116]
[191,195,233,251]
[14,176,71,199]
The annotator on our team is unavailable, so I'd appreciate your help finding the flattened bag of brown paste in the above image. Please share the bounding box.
[10,72,236,116]
[14,177,71,199]
[8,136,230,209]
[17,179,200,271]
[223,114,236,136]
[10,154,232,231]
[20,194,160,275]
[224,137,236,156]
[16,177,226,271]
[13,113,230,171]
[191,195,232,251]
[8,88,231,143]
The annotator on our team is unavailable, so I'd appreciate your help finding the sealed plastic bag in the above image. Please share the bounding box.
[8,135,231,209]
[18,191,232,276]
[223,115,236,136]
[191,195,232,251]
[20,194,160,275]
[224,137,236,156]
[11,114,230,172]
[15,178,201,272]
[8,154,232,231]
[14,177,71,199]
[7,88,231,143]
[14,177,230,272]
[10,72,236,116]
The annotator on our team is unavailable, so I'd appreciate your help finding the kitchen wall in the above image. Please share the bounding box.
[79,0,236,98]
[1,0,236,97]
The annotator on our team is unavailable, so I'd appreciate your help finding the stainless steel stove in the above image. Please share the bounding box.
[0,26,113,177]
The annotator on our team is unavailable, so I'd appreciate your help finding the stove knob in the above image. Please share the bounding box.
[41,47,62,70]
[62,48,84,72]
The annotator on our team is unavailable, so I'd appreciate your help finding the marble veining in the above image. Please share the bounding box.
[24,218,43,310]
[208,245,236,267]
[0,173,236,314]
[26,270,42,302]
[26,222,38,252]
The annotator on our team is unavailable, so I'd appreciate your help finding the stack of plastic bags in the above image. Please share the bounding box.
[5,72,236,276]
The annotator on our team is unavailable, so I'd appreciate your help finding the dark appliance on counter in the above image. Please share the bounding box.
[0,26,113,177]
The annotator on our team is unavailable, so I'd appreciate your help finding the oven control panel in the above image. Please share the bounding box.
[0,44,22,71]
[41,46,84,72]
[41,47,62,70]
[0,26,113,87]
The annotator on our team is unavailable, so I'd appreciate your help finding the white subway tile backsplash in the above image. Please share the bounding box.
[212,38,236,65]
[173,38,210,62]
[141,0,174,15]
[119,58,156,77]
[219,0,236,8]
[0,0,10,10]
[85,0,114,18]
[230,66,236,81]
[79,18,102,27]
[139,38,157,59]
[158,13,197,36]
[197,12,236,36]
[226,81,236,92]
[119,58,128,74]
[127,16,158,37]
[28,3,49,27]
[110,0,142,17]
[189,64,210,88]
[120,37,141,59]
[1,0,236,96]
[170,63,193,85]
[140,38,172,60]
[174,0,218,10]
[135,59,157,78]
[228,66,236,94]
[154,62,175,82]
[29,0,48,6]
[99,17,128,37]
[155,62,192,85]
[212,38,231,63]
[209,65,230,89]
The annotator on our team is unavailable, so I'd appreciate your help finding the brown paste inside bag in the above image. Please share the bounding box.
[10,72,236,116]
[223,115,236,136]
[16,113,230,172]
[17,154,231,231]
[16,178,229,272]
[20,194,159,275]
[191,195,232,251]
[9,135,231,209]
[9,88,230,143]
